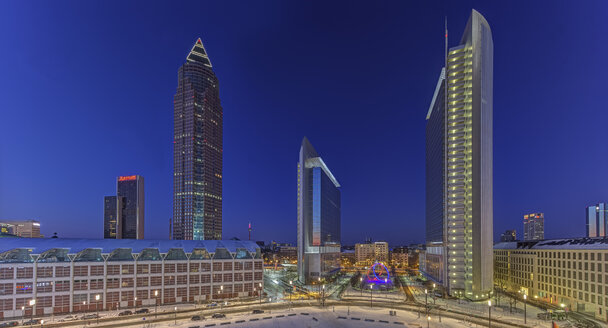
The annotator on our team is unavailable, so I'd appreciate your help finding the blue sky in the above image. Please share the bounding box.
[1,1,607,245]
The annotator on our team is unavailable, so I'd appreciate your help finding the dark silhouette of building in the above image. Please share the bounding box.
[500,230,516,242]
[173,38,223,240]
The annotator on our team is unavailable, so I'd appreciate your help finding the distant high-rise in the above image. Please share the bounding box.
[523,213,544,241]
[103,196,123,239]
[586,203,607,237]
[117,175,145,239]
[297,137,341,284]
[104,175,144,239]
[424,9,493,299]
[173,38,223,240]
[500,230,516,242]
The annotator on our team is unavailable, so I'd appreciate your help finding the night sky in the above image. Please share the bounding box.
[1,1,607,246]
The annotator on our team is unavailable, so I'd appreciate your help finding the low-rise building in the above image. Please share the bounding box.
[0,220,41,238]
[494,238,608,322]
[0,239,263,319]
[391,247,409,268]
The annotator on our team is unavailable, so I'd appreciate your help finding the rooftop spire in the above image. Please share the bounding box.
[186,37,212,67]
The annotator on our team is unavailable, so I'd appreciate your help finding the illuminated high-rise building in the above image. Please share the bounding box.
[173,38,223,240]
[104,175,144,239]
[586,204,607,237]
[523,212,544,241]
[425,9,493,299]
[297,137,341,283]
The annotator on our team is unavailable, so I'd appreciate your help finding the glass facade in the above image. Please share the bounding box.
[173,38,223,240]
[297,138,341,284]
[523,212,545,241]
[103,196,121,239]
[117,176,144,239]
[586,204,607,237]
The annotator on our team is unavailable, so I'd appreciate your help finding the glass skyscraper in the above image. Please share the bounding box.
[173,38,223,240]
[586,204,607,237]
[425,9,493,299]
[297,137,341,284]
[523,212,544,241]
[104,175,144,239]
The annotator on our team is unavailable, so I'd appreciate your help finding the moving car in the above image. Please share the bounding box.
[252,309,264,314]
[118,310,133,316]
[191,315,203,321]
[211,313,226,319]
[135,308,149,314]
[0,321,18,327]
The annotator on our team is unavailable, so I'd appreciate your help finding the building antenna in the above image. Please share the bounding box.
[248,222,252,240]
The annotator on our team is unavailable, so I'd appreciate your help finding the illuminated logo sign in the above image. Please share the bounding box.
[118,175,137,181]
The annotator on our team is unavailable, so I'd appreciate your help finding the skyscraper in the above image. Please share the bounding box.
[586,203,607,237]
[103,175,144,239]
[424,9,493,299]
[523,213,544,241]
[103,196,123,239]
[173,38,223,240]
[117,175,145,239]
[297,137,341,284]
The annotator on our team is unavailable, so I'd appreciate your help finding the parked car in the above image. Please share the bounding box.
[23,319,41,326]
[80,314,99,320]
[191,315,203,321]
[252,309,264,314]
[206,303,218,308]
[135,308,149,314]
[59,315,78,322]
[118,310,133,316]
[0,321,18,327]
[211,313,226,319]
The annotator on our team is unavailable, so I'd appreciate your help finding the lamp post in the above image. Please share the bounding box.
[289,280,293,309]
[41,319,44,328]
[523,294,527,324]
[560,303,566,320]
[369,284,373,308]
[134,296,137,313]
[174,306,177,325]
[424,289,428,317]
[488,300,492,328]
[360,277,363,297]
[154,291,158,320]
[427,315,431,328]
[29,299,36,325]
[21,306,24,325]
[95,294,100,325]
[258,283,262,307]
[432,283,436,305]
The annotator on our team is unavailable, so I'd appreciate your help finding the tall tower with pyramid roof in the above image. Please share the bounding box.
[173,38,223,240]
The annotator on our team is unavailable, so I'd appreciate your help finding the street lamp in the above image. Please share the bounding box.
[258,283,262,307]
[360,277,363,296]
[523,294,527,324]
[154,290,159,319]
[488,300,492,328]
[322,285,325,308]
[174,306,177,325]
[29,299,36,325]
[424,289,428,317]
[427,316,431,328]
[134,296,137,312]
[95,294,100,325]
[21,306,24,325]
[289,280,293,309]
[432,283,436,304]
[369,284,373,308]
[40,319,44,328]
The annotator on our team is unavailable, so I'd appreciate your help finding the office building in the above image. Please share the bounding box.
[586,203,607,237]
[0,220,41,238]
[391,246,409,267]
[173,38,223,240]
[500,230,517,242]
[355,242,389,265]
[495,238,608,322]
[104,175,144,239]
[523,213,544,241]
[103,196,123,239]
[424,9,493,299]
[0,239,262,319]
[297,137,341,283]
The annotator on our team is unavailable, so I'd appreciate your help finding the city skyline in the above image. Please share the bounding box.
[1,1,608,245]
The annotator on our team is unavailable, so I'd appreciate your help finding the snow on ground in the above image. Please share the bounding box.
[154,305,475,328]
